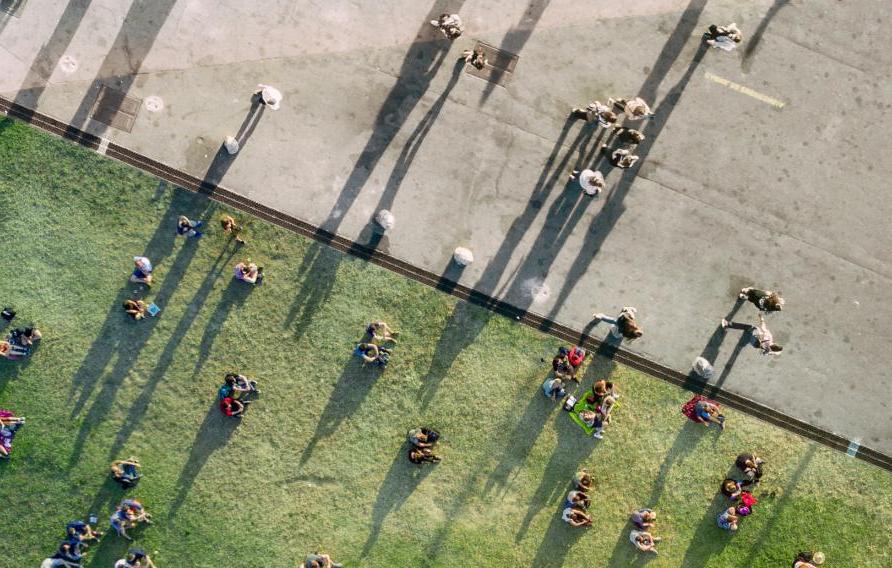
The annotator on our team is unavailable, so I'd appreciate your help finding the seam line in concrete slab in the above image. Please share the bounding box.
[636,172,892,281]
[2,94,889,473]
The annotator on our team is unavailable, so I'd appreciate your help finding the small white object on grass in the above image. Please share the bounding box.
[375,209,395,231]
[453,247,474,266]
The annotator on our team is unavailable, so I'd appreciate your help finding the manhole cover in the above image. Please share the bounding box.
[464,41,520,87]
[58,55,78,74]
[89,84,142,133]
[0,0,27,17]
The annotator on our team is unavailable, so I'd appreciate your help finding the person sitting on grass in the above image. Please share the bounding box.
[234,261,263,285]
[219,396,249,418]
[694,398,725,430]
[574,469,594,492]
[130,256,153,286]
[122,300,147,321]
[562,505,592,527]
[224,372,261,398]
[581,394,615,440]
[408,446,441,465]
[630,530,661,554]
[630,508,656,530]
[66,519,103,546]
[408,427,440,449]
[220,215,246,244]
[566,490,591,509]
[0,413,24,458]
[542,376,567,400]
[51,540,84,566]
[793,551,825,568]
[176,215,203,238]
[9,326,41,348]
[110,458,142,488]
[109,499,151,541]
[552,351,575,381]
[305,552,344,568]
[736,452,765,481]
[721,478,755,500]
[114,547,157,568]
[367,321,399,343]
[716,506,739,531]
[355,342,391,367]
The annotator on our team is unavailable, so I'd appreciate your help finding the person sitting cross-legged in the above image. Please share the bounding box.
[110,457,142,488]
[408,446,441,465]
[562,505,592,527]
[408,427,440,449]
[355,342,391,367]
[304,552,344,568]
[122,300,147,321]
[566,489,591,509]
[114,547,157,568]
[630,530,662,554]
[219,396,249,418]
[234,260,263,285]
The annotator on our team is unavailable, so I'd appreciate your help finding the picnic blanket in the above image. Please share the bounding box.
[682,394,719,423]
[569,398,599,435]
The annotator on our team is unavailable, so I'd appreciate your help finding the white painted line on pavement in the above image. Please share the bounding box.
[704,72,786,109]
[97,138,110,155]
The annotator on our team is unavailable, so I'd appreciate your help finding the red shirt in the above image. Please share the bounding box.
[220,397,236,416]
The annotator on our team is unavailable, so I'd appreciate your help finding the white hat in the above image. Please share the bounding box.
[578,169,604,195]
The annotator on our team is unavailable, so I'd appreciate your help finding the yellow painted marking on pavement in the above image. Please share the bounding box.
[704,72,786,109]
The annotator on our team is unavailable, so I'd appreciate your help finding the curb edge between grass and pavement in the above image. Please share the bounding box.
[2,96,889,473]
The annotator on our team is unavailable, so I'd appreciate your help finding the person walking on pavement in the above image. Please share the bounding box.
[569,169,605,196]
[610,97,652,120]
[593,307,643,341]
[571,101,618,128]
[722,313,783,354]
[704,23,743,51]
[739,286,785,312]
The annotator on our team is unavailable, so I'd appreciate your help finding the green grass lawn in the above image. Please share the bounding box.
[0,116,890,567]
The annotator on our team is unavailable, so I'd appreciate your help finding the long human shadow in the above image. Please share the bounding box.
[514,398,597,544]
[67,193,210,468]
[9,0,94,117]
[478,0,552,105]
[298,356,382,466]
[190,276,254,378]
[199,96,266,192]
[318,0,466,238]
[283,243,343,342]
[546,20,710,319]
[365,57,465,231]
[360,444,433,558]
[742,0,791,73]
[168,403,239,519]
[106,239,238,459]
[66,0,178,136]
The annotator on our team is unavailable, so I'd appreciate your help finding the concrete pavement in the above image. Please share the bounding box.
[1,0,890,453]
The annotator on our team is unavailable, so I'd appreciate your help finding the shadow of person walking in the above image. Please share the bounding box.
[200,95,267,193]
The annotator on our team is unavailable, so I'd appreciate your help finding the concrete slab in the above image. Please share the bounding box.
[1,0,890,452]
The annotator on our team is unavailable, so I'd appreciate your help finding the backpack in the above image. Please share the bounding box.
[1,308,15,321]
[217,384,233,400]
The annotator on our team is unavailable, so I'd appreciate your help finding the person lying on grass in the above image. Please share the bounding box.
[110,499,152,540]
[566,490,591,509]
[122,300,147,320]
[110,458,142,488]
[65,519,103,546]
[562,505,592,527]
[0,414,24,458]
[366,321,399,343]
[219,396,249,418]
[630,530,661,554]
[408,446,441,465]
